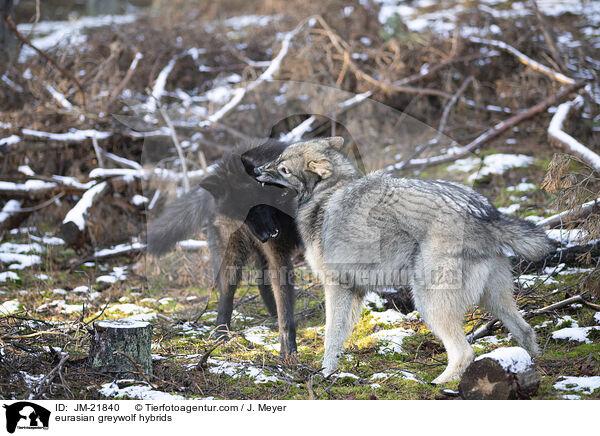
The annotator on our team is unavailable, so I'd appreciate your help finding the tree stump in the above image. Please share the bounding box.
[89,320,153,379]
[459,347,540,400]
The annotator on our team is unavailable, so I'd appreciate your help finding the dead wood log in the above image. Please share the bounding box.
[60,181,108,247]
[88,319,153,379]
[459,347,540,400]
[0,199,27,233]
[519,240,600,273]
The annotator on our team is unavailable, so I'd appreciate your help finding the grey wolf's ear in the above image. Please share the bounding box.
[199,174,224,198]
[325,136,344,150]
[307,159,333,179]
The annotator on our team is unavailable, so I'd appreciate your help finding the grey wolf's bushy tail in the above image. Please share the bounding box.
[492,215,555,261]
[147,187,214,255]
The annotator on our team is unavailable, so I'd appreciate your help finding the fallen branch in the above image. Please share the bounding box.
[88,165,214,184]
[0,179,58,198]
[389,80,585,171]
[468,36,575,85]
[94,240,146,259]
[101,151,142,170]
[548,95,600,173]
[470,293,600,341]
[21,128,112,142]
[529,295,588,316]
[536,197,600,228]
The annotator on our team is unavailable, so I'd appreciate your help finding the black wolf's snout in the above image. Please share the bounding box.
[245,204,280,243]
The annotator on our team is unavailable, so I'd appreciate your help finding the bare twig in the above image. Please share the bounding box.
[114,350,158,389]
[395,77,473,170]
[198,336,227,369]
[201,17,314,127]
[91,136,104,168]
[529,0,566,71]
[9,192,65,213]
[106,52,143,109]
[31,353,70,400]
[157,101,190,193]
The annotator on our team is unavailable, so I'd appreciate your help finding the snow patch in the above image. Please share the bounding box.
[0,299,22,314]
[0,252,41,269]
[475,347,533,373]
[370,327,414,355]
[551,326,599,344]
[0,135,20,147]
[468,154,535,182]
[207,358,279,384]
[553,376,600,395]
[99,381,184,400]
[0,271,19,282]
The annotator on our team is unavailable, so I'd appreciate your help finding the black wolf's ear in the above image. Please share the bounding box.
[325,136,344,150]
[199,174,224,198]
[307,159,333,179]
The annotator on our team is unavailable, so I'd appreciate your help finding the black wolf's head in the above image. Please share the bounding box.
[199,139,297,242]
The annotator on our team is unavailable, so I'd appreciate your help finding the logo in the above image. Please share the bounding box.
[3,402,50,434]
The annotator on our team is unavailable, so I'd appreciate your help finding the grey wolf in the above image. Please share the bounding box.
[147,139,302,357]
[255,137,553,383]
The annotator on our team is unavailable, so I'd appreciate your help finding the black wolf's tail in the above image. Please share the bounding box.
[147,187,215,255]
[491,215,555,261]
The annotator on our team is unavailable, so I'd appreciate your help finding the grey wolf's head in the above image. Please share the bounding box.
[255,137,358,196]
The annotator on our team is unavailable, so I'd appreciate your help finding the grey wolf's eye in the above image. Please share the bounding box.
[278,165,291,177]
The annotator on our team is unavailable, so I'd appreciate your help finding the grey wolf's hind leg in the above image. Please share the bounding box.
[479,259,540,357]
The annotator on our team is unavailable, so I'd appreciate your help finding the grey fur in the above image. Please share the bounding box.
[256,137,553,383]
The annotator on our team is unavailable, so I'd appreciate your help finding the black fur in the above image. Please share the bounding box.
[147,139,301,356]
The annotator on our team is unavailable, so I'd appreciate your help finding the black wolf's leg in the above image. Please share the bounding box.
[258,282,277,317]
[266,252,297,357]
[214,265,242,339]
[256,256,277,317]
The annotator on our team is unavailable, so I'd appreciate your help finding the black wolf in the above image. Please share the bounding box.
[147,139,301,356]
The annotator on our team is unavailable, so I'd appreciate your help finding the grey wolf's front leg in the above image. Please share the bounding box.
[322,284,364,375]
